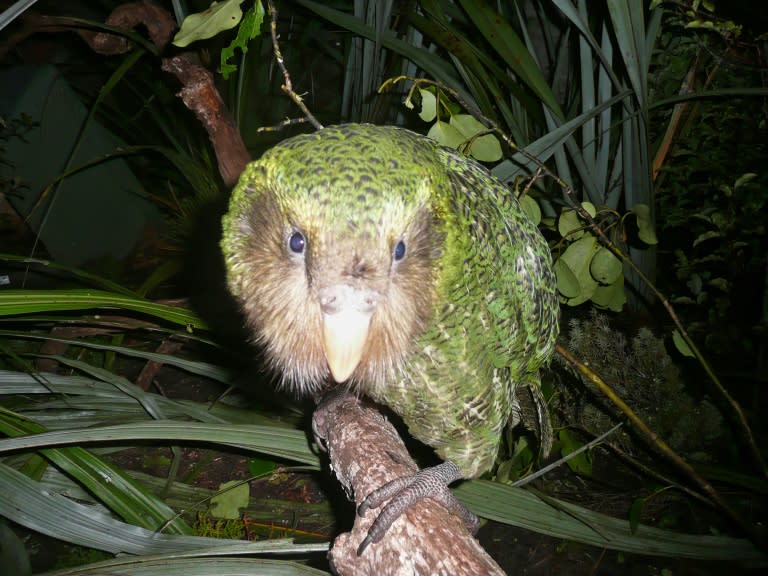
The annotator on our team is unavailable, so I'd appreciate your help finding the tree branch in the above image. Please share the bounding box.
[161,54,252,187]
[312,392,505,576]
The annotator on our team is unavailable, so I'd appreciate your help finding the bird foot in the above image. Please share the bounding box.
[356,460,479,555]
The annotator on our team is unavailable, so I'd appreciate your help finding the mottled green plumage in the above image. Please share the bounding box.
[222,123,559,478]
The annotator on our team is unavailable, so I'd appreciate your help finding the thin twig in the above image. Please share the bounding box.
[511,422,624,488]
[256,117,313,133]
[265,0,323,130]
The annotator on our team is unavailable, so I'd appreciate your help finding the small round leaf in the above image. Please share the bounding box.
[418,89,437,122]
[589,247,623,284]
[558,209,584,240]
[520,195,541,225]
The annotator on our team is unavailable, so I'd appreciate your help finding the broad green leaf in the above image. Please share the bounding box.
[0,411,192,535]
[458,0,562,117]
[468,133,502,162]
[210,480,250,519]
[174,0,244,48]
[581,201,597,218]
[632,203,658,245]
[447,114,484,137]
[0,290,207,331]
[427,120,465,149]
[558,209,585,239]
[591,276,627,312]
[0,420,319,467]
[520,195,541,226]
[590,247,623,284]
[672,330,695,358]
[0,461,327,557]
[449,114,502,162]
[37,556,330,575]
[559,236,600,306]
[418,88,437,122]
[554,258,580,299]
[455,480,764,561]
[247,457,278,478]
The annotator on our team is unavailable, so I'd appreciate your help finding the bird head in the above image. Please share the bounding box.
[223,126,444,396]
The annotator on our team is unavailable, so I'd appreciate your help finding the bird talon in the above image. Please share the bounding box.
[356,461,477,554]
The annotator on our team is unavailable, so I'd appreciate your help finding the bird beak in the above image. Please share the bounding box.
[319,285,376,383]
[322,307,372,383]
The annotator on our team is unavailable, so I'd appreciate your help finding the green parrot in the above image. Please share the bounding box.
[221,123,559,552]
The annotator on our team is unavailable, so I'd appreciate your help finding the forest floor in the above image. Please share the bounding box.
[19,364,765,575]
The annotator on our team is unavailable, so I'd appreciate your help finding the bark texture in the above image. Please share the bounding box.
[312,392,506,576]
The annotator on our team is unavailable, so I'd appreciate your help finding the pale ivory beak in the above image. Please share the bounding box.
[322,306,372,383]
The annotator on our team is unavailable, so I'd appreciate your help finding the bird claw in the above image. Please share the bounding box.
[356,460,479,555]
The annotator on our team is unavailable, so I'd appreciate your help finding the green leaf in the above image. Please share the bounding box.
[427,120,465,148]
[220,3,265,79]
[174,0,245,48]
[590,247,623,284]
[583,202,598,218]
[296,0,472,105]
[520,195,541,226]
[418,88,437,122]
[210,480,250,519]
[247,457,277,478]
[632,204,658,245]
[458,0,562,117]
[559,236,600,306]
[0,420,319,467]
[591,276,626,312]
[559,430,592,476]
[0,461,327,557]
[554,258,580,299]
[693,230,721,247]
[672,330,695,358]
[558,208,585,240]
[734,172,758,189]
[0,289,207,331]
[449,114,502,162]
[629,498,645,535]
[0,411,192,535]
[708,277,729,292]
[455,480,764,562]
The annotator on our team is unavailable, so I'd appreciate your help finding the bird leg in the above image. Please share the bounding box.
[356,460,480,555]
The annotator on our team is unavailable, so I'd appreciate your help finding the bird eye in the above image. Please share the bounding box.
[393,240,406,261]
[288,231,306,254]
